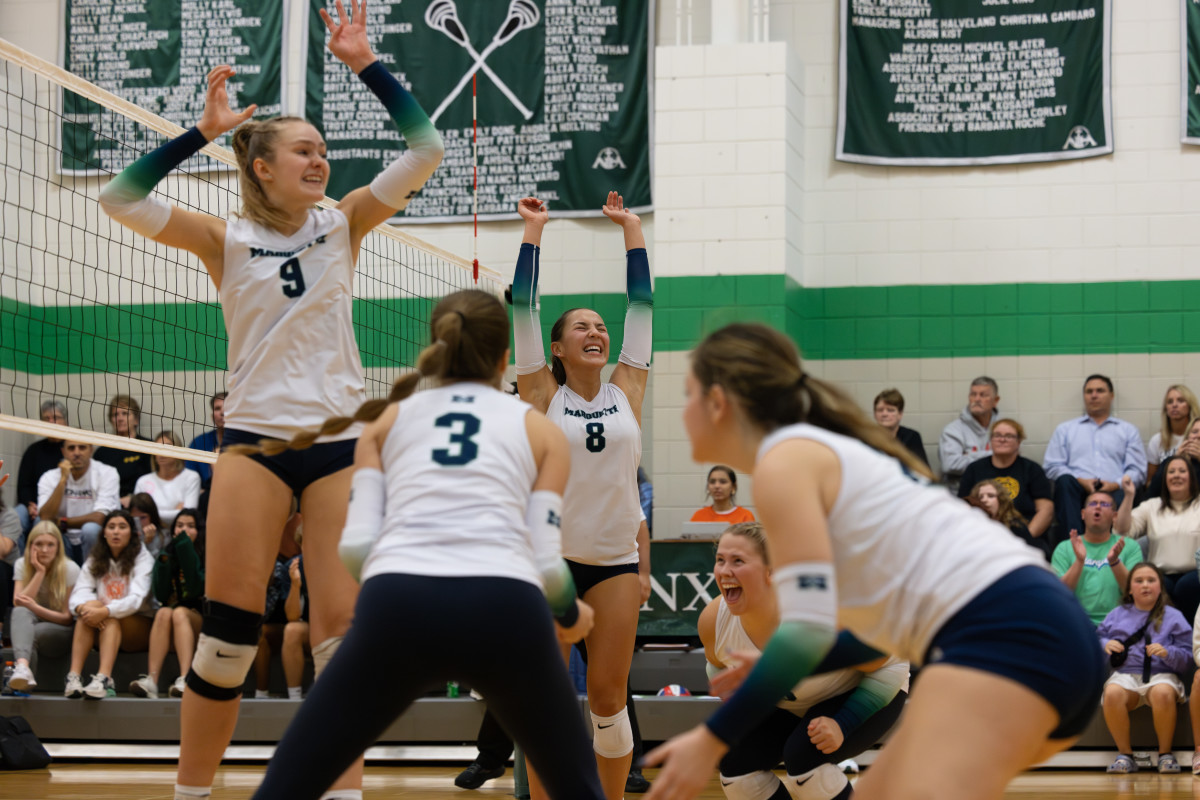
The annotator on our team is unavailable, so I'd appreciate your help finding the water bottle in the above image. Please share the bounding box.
[446,681,460,698]
[1,661,13,696]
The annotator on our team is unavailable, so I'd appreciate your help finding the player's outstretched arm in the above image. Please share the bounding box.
[326,0,444,248]
[605,191,652,424]
[99,65,253,284]
[512,198,559,411]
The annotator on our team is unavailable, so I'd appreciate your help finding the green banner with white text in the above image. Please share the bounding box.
[60,0,284,174]
[1183,0,1200,144]
[837,0,1112,166]
[304,0,652,222]
[637,541,717,639]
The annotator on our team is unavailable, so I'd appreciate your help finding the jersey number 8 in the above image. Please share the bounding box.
[585,422,606,453]
[433,413,481,466]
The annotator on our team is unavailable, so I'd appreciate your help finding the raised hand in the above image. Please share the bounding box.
[321,0,377,74]
[197,65,258,141]
[1107,537,1125,565]
[601,190,640,227]
[517,197,549,226]
[1121,475,1135,496]
[1069,529,1086,563]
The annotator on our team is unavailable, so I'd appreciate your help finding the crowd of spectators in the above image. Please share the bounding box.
[7,378,1200,772]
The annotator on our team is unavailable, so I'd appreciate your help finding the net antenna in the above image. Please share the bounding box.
[0,36,502,463]
[427,0,539,124]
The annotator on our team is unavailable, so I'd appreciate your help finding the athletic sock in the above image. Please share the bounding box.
[319,791,363,800]
[174,783,212,799]
[288,686,302,700]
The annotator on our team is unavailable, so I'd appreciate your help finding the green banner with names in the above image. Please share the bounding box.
[837,0,1112,166]
[304,0,652,222]
[1183,0,1200,144]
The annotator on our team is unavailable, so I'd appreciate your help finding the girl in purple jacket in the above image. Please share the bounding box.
[1098,562,1192,774]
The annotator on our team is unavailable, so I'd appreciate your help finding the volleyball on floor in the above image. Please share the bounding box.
[656,684,691,696]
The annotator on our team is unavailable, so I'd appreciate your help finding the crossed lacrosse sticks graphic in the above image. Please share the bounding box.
[426,0,541,124]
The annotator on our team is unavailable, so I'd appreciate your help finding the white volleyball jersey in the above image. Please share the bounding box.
[714,597,862,715]
[758,424,1048,664]
[361,383,543,586]
[546,382,642,566]
[220,208,365,440]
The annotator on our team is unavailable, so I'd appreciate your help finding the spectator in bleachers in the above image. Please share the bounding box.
[63,509,154,700]
[699,522,908,800]
[873,388,929,467]
[1116,458,1200,624]
[1146,386,1198,486]
[255,514,303,699]
[1044,374,1146,543]
[690,466,755,524]
[1148,416,1200,500]
[1,488,21,636]
[129,493,167,559]
[93,394,153,506]
[1099,562,1191,774]
[938,377,999,491]
[1052,491,1142,625]
[7,521,80,692]
[281,554,309,701]
[15,400,69,548]
[965,480,1049,559]
[37,440,121,565]
[130,508,204,699]
[185,391,226,488]
[957,419,1054,544]
[133,431,201,533]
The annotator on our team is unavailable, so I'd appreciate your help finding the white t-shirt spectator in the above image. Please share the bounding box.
[36,462,121,543]
[68,547,154,618]
[133,470,201,529]
[13,556,81,607]
[1147,432,1185,466]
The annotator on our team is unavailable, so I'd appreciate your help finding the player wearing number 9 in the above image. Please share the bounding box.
[249,289,604,800]
[97,3,443,798]
[510,192,652,800]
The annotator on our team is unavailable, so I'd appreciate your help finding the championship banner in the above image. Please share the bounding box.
[61,0,285,174]
[837,0,1112,166]
[1183,0,1200,144]
[637,541,717,639]
[304,0,652,222]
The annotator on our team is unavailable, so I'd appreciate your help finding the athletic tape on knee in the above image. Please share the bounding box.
[590,707,633,758]
[719,772,782,800]
[188,600,262,700]
[312,636,343,679]
[784,764,847,800]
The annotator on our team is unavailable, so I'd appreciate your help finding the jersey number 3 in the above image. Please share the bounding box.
[585,422,606,453]
[433,413,480,466]
[280,257,307,298]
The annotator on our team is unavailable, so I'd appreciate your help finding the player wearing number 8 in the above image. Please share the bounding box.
[97,2,443,798]
[511,193,652,800]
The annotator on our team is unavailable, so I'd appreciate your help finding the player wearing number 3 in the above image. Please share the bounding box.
[511,193,652,800]
[98,3,443,799]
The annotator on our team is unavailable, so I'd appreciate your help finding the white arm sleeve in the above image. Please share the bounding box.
[339,468,387,581]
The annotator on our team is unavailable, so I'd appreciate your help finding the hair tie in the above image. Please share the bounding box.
[796,374,808,389]
[453,310,466,323]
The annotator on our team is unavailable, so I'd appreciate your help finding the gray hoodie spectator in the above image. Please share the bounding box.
[939,377,1000,491]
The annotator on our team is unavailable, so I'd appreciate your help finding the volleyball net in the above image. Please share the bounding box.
[0,37,501,462]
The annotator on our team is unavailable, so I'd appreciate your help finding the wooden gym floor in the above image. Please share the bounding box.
[5,764,1200,799]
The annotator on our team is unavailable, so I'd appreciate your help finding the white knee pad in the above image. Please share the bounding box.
[312,636,343,679]
[719,771,782,800]
[784,764,848,800]
[191,634,257,698]
[590,707,634,758]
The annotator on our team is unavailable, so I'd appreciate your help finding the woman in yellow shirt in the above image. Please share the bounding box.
[691,466,756,523]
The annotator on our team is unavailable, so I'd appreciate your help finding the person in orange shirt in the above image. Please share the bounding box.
[691,466,755,523]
